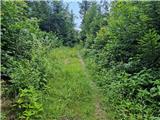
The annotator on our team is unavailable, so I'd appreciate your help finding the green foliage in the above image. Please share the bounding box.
[105,1,149,63]
[80,3,102,45]
[1,1,27,28]
[79,0,92,18]
[27,1,51,21]
[7,37,59,119]
[0,112,7,120]
[1,1,28,68]
[27,1,78,46]
[139,29,160,68]
[82,0,160,119]
[10,52,47,92]
[14,87,43,120]
[1,1,62,119]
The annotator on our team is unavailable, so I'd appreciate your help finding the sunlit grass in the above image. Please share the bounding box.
[42,47,95,120]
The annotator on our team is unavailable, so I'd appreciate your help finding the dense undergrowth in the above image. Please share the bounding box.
[1,1,75,119]
[80,1,160,120]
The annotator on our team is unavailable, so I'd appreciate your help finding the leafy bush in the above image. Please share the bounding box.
[14,87,43,120]
[1,1,62,119]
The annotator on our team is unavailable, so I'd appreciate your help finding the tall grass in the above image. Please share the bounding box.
[42,47,95,120]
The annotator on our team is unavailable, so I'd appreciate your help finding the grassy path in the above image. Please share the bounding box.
[77,52,107,120]
[42,47,108,120]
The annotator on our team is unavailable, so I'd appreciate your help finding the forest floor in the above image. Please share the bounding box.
[42,47,108,120]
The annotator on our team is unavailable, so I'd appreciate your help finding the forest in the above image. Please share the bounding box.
[1,0,160,120]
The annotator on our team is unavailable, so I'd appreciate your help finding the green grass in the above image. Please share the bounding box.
[41,47,96,120]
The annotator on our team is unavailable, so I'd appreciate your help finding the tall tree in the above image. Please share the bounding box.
[79,0,92,18]
[27,0,77,46]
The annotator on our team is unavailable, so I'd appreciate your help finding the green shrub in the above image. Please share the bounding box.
[1,2,61,119]
[14,86,43,120]
[138,29,160,68]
